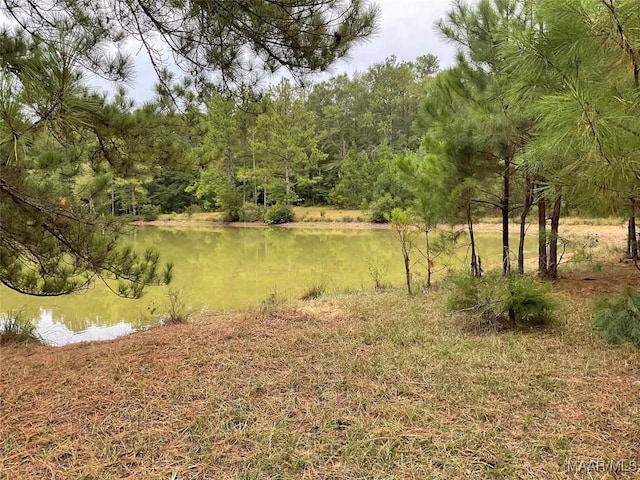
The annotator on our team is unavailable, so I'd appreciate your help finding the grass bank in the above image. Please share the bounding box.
[1,263,639,479]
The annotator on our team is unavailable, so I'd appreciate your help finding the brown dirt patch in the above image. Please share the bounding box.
[556,261,640,300]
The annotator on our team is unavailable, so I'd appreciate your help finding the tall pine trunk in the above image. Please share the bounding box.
[467,203,481,277]
[518,177,534,274]
[547,195,562,279]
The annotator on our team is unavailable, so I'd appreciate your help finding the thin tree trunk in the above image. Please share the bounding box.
[518,177,534,274]
[538,190,548,278]
[425,229,432,289]
[404,249,412,295]
[629,216,638,259]
[263,176,267,209]
[502,159,511,276]
[130,183,137,216]
[396,227,412,295]
[547,195,562,280]
[252,131,258,204]
[467,203,481,277]
[284,151,290,203]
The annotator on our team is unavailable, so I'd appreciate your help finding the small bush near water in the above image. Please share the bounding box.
[163,289,193,325]
[593,288,640,348]
[140,204,161,221]
[264,203,295,224]
[446,271,557,330]
[368,193,399,223]
[239,203,264,222]
[0,311,41,345]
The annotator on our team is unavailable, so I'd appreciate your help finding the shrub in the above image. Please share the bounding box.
[445,271,557,329]
[264,203,295,225]
[445,270,483,311]
[300,283,326,300]
[593,288,640,348]
[185,204,200,217]
[163,289,193,325]
[139,204,161,221]
[0,311,41,345]
[367,257,389,290]
[239,203,264,222]
[501,275,557,327]
[369,193,399,223]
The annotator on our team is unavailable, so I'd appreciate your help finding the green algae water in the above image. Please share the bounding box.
[0,226,535,345]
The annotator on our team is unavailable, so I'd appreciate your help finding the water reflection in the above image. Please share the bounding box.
[35,309,138,346]
[0,226,536,346]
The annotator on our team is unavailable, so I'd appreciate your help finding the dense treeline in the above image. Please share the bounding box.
[102,54,440,221]
[2,0,639,296]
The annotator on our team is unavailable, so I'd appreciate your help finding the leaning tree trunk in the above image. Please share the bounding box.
[537,189,548,278]
[467,203,481,277]
[547,195,562,280]
[518,177,534,274]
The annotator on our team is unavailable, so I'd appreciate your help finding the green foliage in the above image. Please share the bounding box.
[446,271,557,328]
[7,0,379,89]
[264,203,295,225]
[367,257,389,290]
[187,167,243,221]
[445,270,484,311]
[593,289,640,348]
[239,203,264,222]
[0,311,41,345]
[369,193,400,223]
[147,171,198,214]
[502,275,557,327]
[329,149,376,208]
[371,142,412,204]
[140,204,161,221]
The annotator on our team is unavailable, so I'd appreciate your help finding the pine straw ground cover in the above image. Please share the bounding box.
[1,265,639,479]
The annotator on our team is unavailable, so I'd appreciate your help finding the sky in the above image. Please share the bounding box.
[333,0,457,74]
[93,0,460,103]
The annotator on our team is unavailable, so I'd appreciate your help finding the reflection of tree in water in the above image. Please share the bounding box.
[1,228,536,341]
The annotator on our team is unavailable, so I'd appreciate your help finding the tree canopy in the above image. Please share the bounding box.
[2,0,379,88]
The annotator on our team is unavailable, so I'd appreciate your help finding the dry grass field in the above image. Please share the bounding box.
[1,261,639,479]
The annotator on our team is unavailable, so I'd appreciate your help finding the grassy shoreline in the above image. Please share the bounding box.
[2,263,639,479]
[133,209,629,246]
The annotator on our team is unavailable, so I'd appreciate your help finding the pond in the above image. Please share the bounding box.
[0,225,534,345]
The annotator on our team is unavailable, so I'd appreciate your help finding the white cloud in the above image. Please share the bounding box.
[332,0,457,74]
